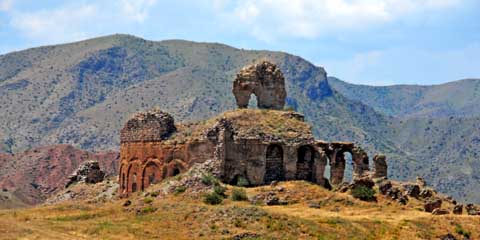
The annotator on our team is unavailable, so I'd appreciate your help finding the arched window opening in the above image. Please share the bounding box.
[343,151,354,182]
[132,173,137,192]
[248,93,259,109]
[142,162,162,190]
[323,157,331,180]
[264,144,284,184]
[122,174,126,190]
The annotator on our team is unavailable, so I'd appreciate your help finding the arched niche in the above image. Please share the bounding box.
[127,160,140,193]
[264,144,284,184]
[296,145,315,181]
[165,159,188,178]
[142,161,162,190]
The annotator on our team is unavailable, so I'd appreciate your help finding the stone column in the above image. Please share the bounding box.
[373,154,387,178]
[313,149,327,185]
[284,146,297,180]
[352,147,369,180]
[330,149,345,185]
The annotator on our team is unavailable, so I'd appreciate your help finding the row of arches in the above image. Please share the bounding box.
[120,159,187,194]
[264,144,317,184]
[263,144,356,184]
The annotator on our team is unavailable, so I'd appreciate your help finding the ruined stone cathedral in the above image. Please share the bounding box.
[118,61,386,197]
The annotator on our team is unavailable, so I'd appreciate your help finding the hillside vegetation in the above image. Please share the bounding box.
[0,181,478,240]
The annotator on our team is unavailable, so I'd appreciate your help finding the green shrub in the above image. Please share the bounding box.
[455,224,471,239]
[351,185,376,201]
[138,206,157,215]
[143,197,154,204]
[201,174,217,186]
[231,188,248,201]
[213,185,227,197]
[203,192,223,205]
[174,185,187,195]
[236,176,250,187]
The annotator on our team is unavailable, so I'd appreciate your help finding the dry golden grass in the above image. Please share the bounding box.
[0,181,478,240]
[170,109,313,144]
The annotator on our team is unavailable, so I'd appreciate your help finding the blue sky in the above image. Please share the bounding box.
[0,0,479,85]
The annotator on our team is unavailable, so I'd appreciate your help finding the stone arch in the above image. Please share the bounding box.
[127,160,141,193]
[296,145,315,181]
[165,159,188,177]
[342,151,354,182]
[229,174,250,186]
[232,61,286,110]
[141,161,162,190]
[264,144,284,184]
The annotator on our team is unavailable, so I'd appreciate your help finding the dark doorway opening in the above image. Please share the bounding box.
[264,144,284,183]
[296,145,315,181]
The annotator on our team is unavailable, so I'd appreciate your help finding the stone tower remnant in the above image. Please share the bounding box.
[373,154,388,178]
[232,60,287,110]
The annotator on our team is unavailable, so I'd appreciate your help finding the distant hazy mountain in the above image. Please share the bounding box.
[329,77,480,118]
[0,34,478,203]
[329,77,480,202]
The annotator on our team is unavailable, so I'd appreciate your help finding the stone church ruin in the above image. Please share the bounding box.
[119,60,385,197]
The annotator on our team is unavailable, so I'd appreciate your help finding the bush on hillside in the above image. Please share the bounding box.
[231,188,248,201]
[203,192,223,205]
[351,185,376,201]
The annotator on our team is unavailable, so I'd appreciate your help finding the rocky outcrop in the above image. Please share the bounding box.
[453,205,463,215]
[424,199,442,212]
[403,184,420,198]
[466,204,480,215]
[66,160,105,188]
[416,177,426,188]
[432,208,450,215]
[378,180,392,195]
[0,144,119,205]
[232,61,286,110]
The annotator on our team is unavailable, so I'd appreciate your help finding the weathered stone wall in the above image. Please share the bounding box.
[221,138,328,186]
[120,109,176,143]
[119,140,216,196]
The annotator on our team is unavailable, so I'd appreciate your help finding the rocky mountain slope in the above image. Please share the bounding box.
[329,78,480,203]
[0,34,478,203]
[0,145,119,205]
[329,77,480,118]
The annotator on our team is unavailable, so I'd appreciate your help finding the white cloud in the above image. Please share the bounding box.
[0,0,13,12]
[10,4,97,43]
[7,0,158,44]
[120,0,157,23]
[320,43,480,85]
[216,0,463,40]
